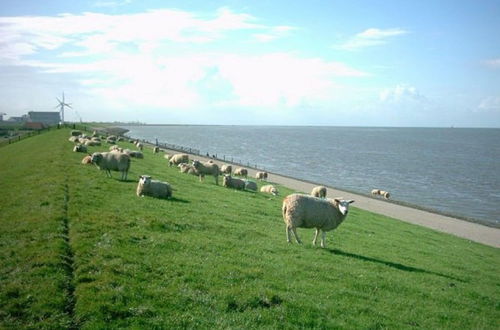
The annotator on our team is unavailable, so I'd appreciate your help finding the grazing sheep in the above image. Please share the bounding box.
[282,194,354,248]
[372,189,390,199]
[234,167,248,178]
[222,175,245,190]
[153,146,159,154]
[244,180,258,191]
[136,142,143,151]
[73,144,87,153]
[255,171,268,180]
[81,155,92,164]
[311,186,327,198]
[169,154,189,167]
[90,152,130,180]
[136,175,172,199]
[192,160,219,185]
[178,163,197,175]
[260,184,279,196]
[220,164,232,175]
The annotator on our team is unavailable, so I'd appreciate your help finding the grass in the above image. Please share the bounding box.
[0,127,499,329]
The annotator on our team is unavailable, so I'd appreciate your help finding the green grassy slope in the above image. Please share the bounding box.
[1,128,499,329]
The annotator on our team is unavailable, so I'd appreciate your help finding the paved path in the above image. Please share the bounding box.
[159,148,500,248]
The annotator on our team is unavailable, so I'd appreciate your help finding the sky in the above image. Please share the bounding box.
[0,0,499,127]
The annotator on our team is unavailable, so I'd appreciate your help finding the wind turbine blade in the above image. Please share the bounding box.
[56,98,62,104]
[66,104,72,108]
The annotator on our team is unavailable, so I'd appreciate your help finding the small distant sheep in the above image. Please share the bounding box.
[84,140,100,147]
[311,186,327,198]
[244,180,258,191]
[255,171,268,180]
[81,155,92,164]
[73,144,87,153]
[136,142,143,151]
[136,175,172,199]
[282,194,354,248]
[90,152,130,180]
[222,175,245,190]
[260,184,279,196]
[192,160,219,185]
[153,146,159,154]
[178,163,197,175]
[234,168,248,178]
[169,154,189,167]
[220,164,232,175]
[109,145,123,152]
[371,189,390,199]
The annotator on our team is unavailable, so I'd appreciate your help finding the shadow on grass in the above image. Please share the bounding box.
[169,197,190,203]
[329,248,464,282]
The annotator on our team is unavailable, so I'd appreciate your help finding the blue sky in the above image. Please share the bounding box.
[1,0,499,127]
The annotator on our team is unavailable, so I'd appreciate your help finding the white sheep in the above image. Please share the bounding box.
[311,186,327,198]
[178,163,197,175]
[255,171,268,180]
[260,184,279,196]
[371,189,390,199]
[192,160,219,185]
[169,154,189,167]
[85,140,101,147]
[234,167,248,178]
[136,175,172,199]
[222,175,245,190]
[73,144,87,153]
[90,152,131,180]
[136,142,143,151]
[282,194,354,248]
[220,165,232,174]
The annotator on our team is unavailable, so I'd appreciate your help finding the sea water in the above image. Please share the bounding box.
[122,125,500,227]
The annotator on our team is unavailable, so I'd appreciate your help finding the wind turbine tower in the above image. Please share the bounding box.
[55,92,72,124]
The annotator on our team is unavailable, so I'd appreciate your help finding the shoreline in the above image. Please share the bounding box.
[121,132,500,248]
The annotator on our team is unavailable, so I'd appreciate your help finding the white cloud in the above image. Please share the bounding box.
[477,96,500,113]
[253,25,296,42]
[338,28,408,51]
[482,58,500,69]
[379,84,426,103]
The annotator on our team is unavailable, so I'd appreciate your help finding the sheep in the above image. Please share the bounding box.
[260,184,279,196]
[68,136,80,143]
[372,189,390,199]
[222,175,245,190]
[109,145,123,152]
[244,180,258,191]
[136,142,143,151]
[234,167,248,178]
[81,155,92,164]
[90,152,130,180]
[192,160,219,185]
[220,164,232,175]
[106,136,116,144]
[164,154,171,160]
[178,163,197,175]
[70,130,82,136]
[169,154,189,167]
[73,144,87,153]
[136,175,172,199]
[84,140,101,147]
[153,146,159,154]
[127,150,143,159]
[311,186,327,198]
[282,194,355,248]
[255,171,268,180]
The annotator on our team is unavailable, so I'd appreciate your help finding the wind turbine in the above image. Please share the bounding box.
[55,92,72,124]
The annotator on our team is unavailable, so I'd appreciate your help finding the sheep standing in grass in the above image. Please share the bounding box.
[234,168,248,178]
[222,175,245,190]
[90,152,130,180]
[136,175,172,199]
[220,165,232,175]
[311,186,327,198]
[255,171,268,180]
[260,184,279,196]
[282,194,354,248]
[192,160,219,185]
[169,154,189,167]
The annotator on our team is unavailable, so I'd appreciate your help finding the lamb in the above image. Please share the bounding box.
[234,167,248,178]
[90,152,131,180]
[260,184,279,196]
[169,154,189,167]
[81,155,92,164]
[282,194,354,248]
[255,171,268,180]
[73,144,87,153]
[372,189,390,199]
[220,164,232,175]
[136,175,172,199]
[311,186,327,198]
[192,160,219,185]
[222,175,246,190]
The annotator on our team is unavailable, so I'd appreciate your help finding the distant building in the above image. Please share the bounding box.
[7,115,28,123]
[24,122,45,130]
[28,111,60,125]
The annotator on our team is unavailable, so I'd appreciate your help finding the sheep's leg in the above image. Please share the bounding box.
[286,226,291,243]
[312,228,320,246]
[291,227,302,244]
[106,169,112,178]
[320,231,327,248]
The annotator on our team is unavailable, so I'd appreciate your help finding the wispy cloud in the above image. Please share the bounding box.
[337,28,408,51]
[93,0,132,8]
[482,58,500,69]
[253,25,296,42]
[477,96,500,113]
[379,84,426,103]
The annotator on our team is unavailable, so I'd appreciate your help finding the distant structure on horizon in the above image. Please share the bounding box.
[27,111,60,126]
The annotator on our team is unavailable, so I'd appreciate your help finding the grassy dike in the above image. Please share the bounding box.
[0,128,498,329]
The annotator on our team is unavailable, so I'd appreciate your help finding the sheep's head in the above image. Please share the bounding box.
[90,152,102,164]
[333,198,355,215]
[192,160,201,168]
[222,175,231,186]
[138,175,152,185]
[271,188,279,196]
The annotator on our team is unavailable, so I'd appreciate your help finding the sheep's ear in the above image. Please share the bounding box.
[348,200,355,204]
[334,198,341,203]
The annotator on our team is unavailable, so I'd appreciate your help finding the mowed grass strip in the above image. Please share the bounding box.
[1,128,499,329]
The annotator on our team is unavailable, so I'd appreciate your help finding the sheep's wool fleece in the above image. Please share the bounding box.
[283,194,344,230]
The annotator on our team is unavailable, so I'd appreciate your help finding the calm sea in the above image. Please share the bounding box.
[122,125,500,227]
